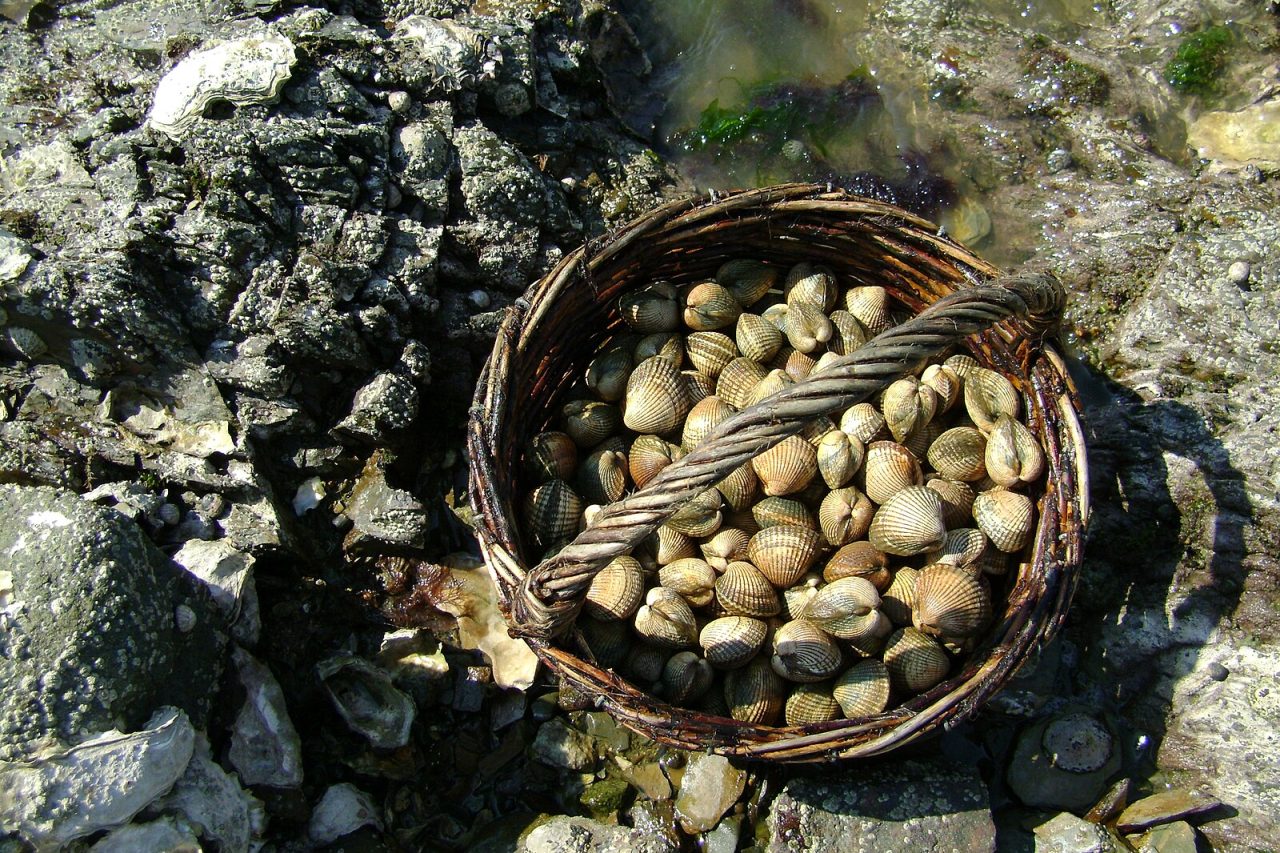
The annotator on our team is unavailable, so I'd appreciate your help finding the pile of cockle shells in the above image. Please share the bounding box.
[520,259,1046,726]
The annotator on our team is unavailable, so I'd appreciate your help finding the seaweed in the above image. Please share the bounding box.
[1165,25,1234,95]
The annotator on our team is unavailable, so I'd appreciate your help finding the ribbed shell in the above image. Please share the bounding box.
[901,419,943,462]
[562,399,621,448]
[840,402,886,444]
[784,302,834,353]
[580,617,630,669]
[926,477,976,528]
[883,627,951,693]
[685,331,739,379]
[781,347,818,382]
[817,487,875,547]
[577,447,628,505]
[868,485,947,556]
[623,356,691,435]
[699,528,751,571]
[827,310,869,356]
[811,351,843,375]
[653,524,697,565]
[912,563,992,639]
[658,558,717,608]
[761,302,789,331]
[660,651,714,703]
[882,377,938,444]
[629,434,683,489]
[752,435,818,497]
[823,540,891,588]
[781,574,821,621]
[921,363,961,412]
[832,660,891,718]
[735,312,785,363]
[618,282,680,333]
[715,561,781,617]
[715,463,759,511]
[699,615,768,669]
[752,496,815,531]
[683,281,742,331]
[817,430,865,489]
[880,566,920,626]
[524,431,577,484]
[723,506,761,538]
[682,395,735,451]
[747,524,823,588]
[972,487,1035,552]
[634,587,698,648]
[683,369,716,405]
[586,344,634,402]
[523,478,583,548]
[785,682,842,725]
[666,487,723,538]
[633,332,684,366]
[984,414,1045,488]
[802,577,880,635]
[584,555,646,621]
[625,644,668,685]
[844,285,893,335]
[746,367,795,407]
[783,262,838,311]
[863,441,924,505]
[964,367,1020,432]
[925,527,988,569]
[771,619,843,682]
[716,258,779,307]
[724,656,786,724]
[716,357,770,409]
[927,427,988,482]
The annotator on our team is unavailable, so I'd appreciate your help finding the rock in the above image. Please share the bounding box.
[530,719,596,771]
[674,753,746,834]
[376,628,450,704]
[579,777,629,820]
[1085,778,1134,824]
[171,538,258,645]
[332,369,421,444]
[0,485,223,760]
[615,757,672,801]
[1032,812,1121,853]
[1007,711,1121,811]
[626,798,683,851]
[452,664,492,714]
[392,16,501,97]
[155,733,261,853]
[317,653,417,750]
[89,816,202,852]
[343,452,428,550]
[765,758,996,852]
[581,712,630,753]
[1188,100,1280,168]
[147,29,298,140]
[0,708,195,848]
[1115,789,1222,834]
[520,815,677,853]
[309,783,383,845]
[1134,820,1202,853]
[228,646,303,788]
[705,815,743,853]
[0,227,32,282]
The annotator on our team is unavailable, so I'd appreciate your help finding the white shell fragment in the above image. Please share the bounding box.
[155,733,262,853]
[0,708,195,848]
[146,30,297,140]
[0,227,34,283]
[228,646,304,788]
[316,653,417,750]
[309,783,384,845]
[393,16,500,94]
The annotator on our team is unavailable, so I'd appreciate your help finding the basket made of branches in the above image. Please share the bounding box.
[467,184,1088,762]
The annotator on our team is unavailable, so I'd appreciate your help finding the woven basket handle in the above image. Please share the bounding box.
[512,270,1066,640]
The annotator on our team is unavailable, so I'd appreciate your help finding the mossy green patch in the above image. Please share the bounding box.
[1165,25,1234,95]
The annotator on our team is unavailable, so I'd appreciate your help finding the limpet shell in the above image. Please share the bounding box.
[863,441,924,505]
[822,540,891,588]
[658,558,717,608]
[685,331,739,379]
[984,414,1045,488]
[817,487,875,547]
[634,587,698,649]
[785,682,841,725]
[700,615,769,669]
[623,356,691,435]
[724,655,786,724]
[716,258,778,308]
[683,281,742,331]
[523,478,582,548]
[832,659,891,718]
[717,357,770,409]
[927,427,988,482]
[746,524,823,588]
[972,487,1035,552]
[715,561,781,617]
[619,282,680,333]
[562,399,621,448]
[524,430,577,484]
[752,435,818,497]
[912,563,992,639]
[771,619,843,682]
[868,485,947,556]
[583,555,646,621]
[735,312,785,363]
[883,627,951,693]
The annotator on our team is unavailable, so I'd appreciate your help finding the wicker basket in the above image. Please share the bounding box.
[467,184,1088,762]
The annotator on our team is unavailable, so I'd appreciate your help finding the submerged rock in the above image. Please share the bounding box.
[309,782,384,845]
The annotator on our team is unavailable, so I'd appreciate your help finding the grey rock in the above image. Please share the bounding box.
[333,368,421,445]
[309,782,383,845]
[705,815,742,853]
[228,646,303,788]
[392,109,453,215]
[1134,820,1201,853]
[0,485,223,760]
[156,733,261,853]
[89,816,202,852]
[1032,812,1120,853]
[520,815,678,853]
[171,539,258,646]
[0,226,33,282]
[530,719,596,771]
[343,452,428,550]
[674,753,746,834]
[1008,712,1121,812]
[765,758,996,852]
[81,481,167,528]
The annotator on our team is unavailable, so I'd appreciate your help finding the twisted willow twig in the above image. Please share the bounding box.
[511,270,1065,639]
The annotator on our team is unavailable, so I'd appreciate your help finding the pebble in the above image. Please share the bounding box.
[615,757,672,800]
[673,753,746,834]
[530,719,596,770]
[579,777,629,820]
[452,665,492,713]
[581,712,630,752]
[1042,712,1114,772]
[1115,789,1222,834]
[468,289,492,310]
[704,814,742,853]
[309,783,382,845]
[1032,812,1119,853]
[1007,711,1120,811]
[388,90,412,113]
[1226,260,1251,285]
[531,690,560,722]
[1047,148,1074,173]
[1134,820,1201,853]
[1205,661,1229,681]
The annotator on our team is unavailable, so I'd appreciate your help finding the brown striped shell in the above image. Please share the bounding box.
[925,527,988,569]
[523,478,582,548]
[665,487,723,538]
[699,615,768,669]
[746,524,823,588]
[771,619,843,682]
[944,353,980,379]
[633,332,684,366]
[618,282,680,333]
[901,419,943,462]
[784,302,834,353]
[785,682,842,725]
[783,262,838,311]
[699,528,752,572]
[883,627,951,693]
[685,331,739,379]
[833,659,891,718]
[716,258,779,307]
[623,356,691,435]
[576,446,628,505]
[827,310,868,356]
[822,541,891,588]
[752,435,818,497]
[562,399,621,448]
[912,563,992,639]
[817,430,865,489]
[683,369,716,405]
[660,651,714,703]
[863,441,924,505]
[868,485,947,556]
[628,434,683,489]
[652,524,697,565]
[746,367,795,407]
[844,285,893,335]
[524,431,577,484]
[880,566,920,626]
[634,587,698,649]
[724,656,786,724]
[984,414,1045,488]
[625,643,668,685]
[780,347,818,382]
[964,366,1020,432]
[752,496,815,531]
[817,487,875,547]
[716,356,770,409]
[682,395,735,451]
[840,402,886,444]
[735,312,785,363]
[714,561,781,617]
[683,281,742,331]
[921,363,961,412]
[926,477,976,528]
[583,555,646,621]
[658,558,718,608]
[585,342,634,402]
[715,463,760,512]
[927,427,988,482]
[972,487,1035,552]
[801,577,888,643]
[882,376,939,445]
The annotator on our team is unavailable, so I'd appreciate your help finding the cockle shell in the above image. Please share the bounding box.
[882,376,939,444]
[972,547,1011,576]
[683,282,742,331]
[780,572,821,620]
[746,368,795,407]
[715,561,781,617]
[945,353,980,379]
[752,496,815,531]
[716,357,770,409]
[832,659,891,718]
[683,370,716,405]
[682,395,735,451]
[715,463,759,511]
[722,506,761,538]
[863,441,924,505]
[576,446,628,505]
[586,343,634,402]
[717,258,779,307]
[784,302,834,353]
[634,587,698,648]
[783,262,838,311]
[665,487,723,538]
[972,487,1035,552]
[926,477,976,528]
[581,617,630,669]
[868,485,947,556]
[844,285,893,335]
[619,282,680,333]
[902,419,943,462]
[827,310,868,356]
[700,615,768,669]
[921,363,961,412]
[623,356,691,435]
[524,431,577,483]
[883,627,951,693]
[523,479,582,548]
[817,482,873,544]
[780,347,818,382]
[700,528,751,571]
[625,643,668,685]
[562,399,621,448]
[823,540,891,588]
[964,367,1020,432]
[747,524,823,588]
[785,682,841,725]
[801,577,888,643]
[695,677,731,716]
[912,563,992,639]
[925,528,988,569]
[735,312,785,363]
[840,402,886,444]
[724,656,786,724]
[685,332,739,378]
[811,352,843,375]
[659,558,717,608]
[634,332,684,366]
[927,427,988,482]
[584,555,646,621]
[660,651,714,703]
[771,619,843,682]
[752,435,818,497]
[653,524,697,565]
[880,566,920,626]
[817,430,865,489]
[984,414,1045,488]
[629,434,683,489]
